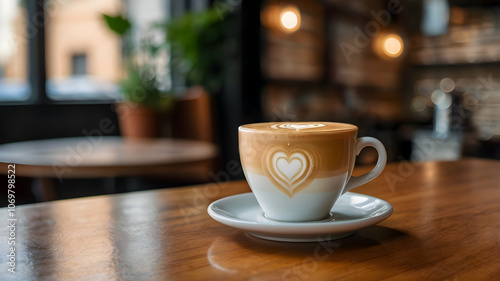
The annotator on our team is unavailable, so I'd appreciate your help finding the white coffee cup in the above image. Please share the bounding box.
[239,122,387,222]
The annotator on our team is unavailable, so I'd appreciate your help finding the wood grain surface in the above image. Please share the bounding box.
[0,158,499,280]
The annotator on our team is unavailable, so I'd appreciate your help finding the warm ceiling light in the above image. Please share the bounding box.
[373,32,405,59]
[261,4,301,33]
[280,7,300,32]
[382,34,404,58]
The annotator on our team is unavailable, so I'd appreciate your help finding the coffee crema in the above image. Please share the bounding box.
[239,122,357,134]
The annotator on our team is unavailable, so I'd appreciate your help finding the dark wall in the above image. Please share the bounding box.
[210,0,264,180]
[0,104,120,144]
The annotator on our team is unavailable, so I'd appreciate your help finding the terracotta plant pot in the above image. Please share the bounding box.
[115,102,160,139]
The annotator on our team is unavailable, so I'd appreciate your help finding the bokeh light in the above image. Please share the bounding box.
[410,96,428,112]
[281,11,298,29]
[382,34,404,58]
[261,4,301,33]
[439,78,455,92]
[280,6,301,32]
[431,89,452,108]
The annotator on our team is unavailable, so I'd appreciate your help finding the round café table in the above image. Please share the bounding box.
[0,137,218,201]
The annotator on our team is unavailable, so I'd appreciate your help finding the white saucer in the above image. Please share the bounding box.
[207,192,393,242]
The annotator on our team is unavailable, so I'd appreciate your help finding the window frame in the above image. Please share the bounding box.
[1,0,203,106]
[0,0,121,106]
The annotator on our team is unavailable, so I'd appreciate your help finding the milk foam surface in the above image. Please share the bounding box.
[239,122,357,134]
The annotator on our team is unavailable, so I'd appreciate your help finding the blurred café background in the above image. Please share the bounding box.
[1,0,500,205]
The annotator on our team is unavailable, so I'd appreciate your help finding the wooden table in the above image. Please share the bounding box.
[0,137,217,200]
[0,159,499,280]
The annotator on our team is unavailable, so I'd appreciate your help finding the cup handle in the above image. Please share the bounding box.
[343,137,387,194]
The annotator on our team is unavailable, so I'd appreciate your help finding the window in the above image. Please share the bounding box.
[0,1,30,102]
[0,0,173,104]
[45,0,171,101]
[72,54,88,76]
[46,0,123,101]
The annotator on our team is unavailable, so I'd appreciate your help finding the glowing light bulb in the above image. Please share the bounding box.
[279,6,300,32]
[281,11,298,29]
[382,34,404,58]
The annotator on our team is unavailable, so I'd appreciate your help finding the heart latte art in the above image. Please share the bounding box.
[270,123,326,130]
[263,145,320,198]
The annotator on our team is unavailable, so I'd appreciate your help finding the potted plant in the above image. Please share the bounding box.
[161,8,228,94]
[103,8,234,138]
[103,14,174,139]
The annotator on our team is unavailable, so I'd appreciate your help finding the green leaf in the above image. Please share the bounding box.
[102,14,131,35]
